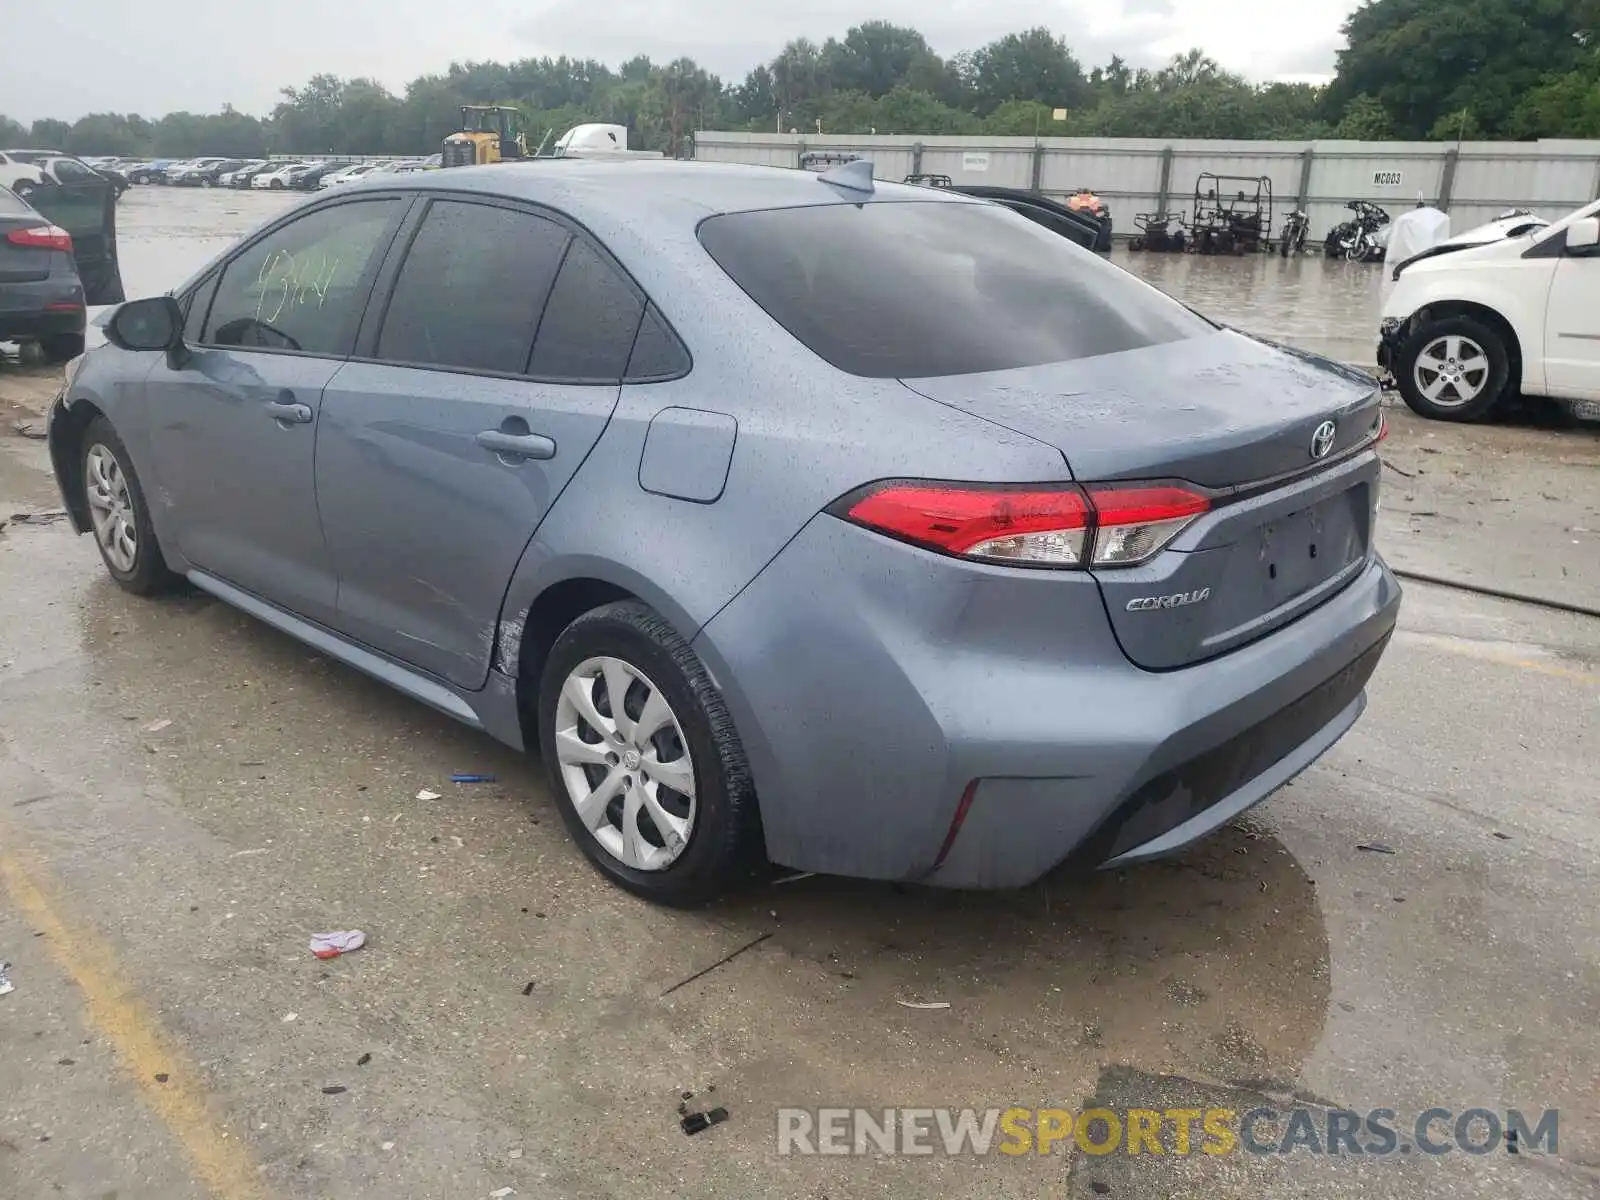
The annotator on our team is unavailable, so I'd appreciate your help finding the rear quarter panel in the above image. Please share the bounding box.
[498,355,1071,665]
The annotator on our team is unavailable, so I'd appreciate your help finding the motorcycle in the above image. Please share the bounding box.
[1324,200,1391,263]
[1279,208,1309,257]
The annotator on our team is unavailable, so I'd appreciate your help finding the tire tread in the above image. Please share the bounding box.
[536,600,764,906]
[1396,315,1509,423]
[82,415,180,596]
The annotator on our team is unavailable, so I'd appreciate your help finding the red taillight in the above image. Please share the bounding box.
[932,780,979,869]
[1083,483,1210,566]
[6,224,73,253]
[838,479,1210,569]
[844,482,1092,566]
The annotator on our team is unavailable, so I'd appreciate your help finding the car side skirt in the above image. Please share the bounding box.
[188,569,484,729]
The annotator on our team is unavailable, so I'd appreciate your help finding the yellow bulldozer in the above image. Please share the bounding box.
[440,106,528,168]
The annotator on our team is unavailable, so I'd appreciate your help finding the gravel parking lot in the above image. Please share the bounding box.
[1,186,1597,1200]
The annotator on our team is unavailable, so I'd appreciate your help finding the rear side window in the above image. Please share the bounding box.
[203,198,400,356]
[376,199,570,375]
[626,305,691,380]
[698,200,1212,378]
[528,238,644,382]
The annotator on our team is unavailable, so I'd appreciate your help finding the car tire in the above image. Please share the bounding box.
[536,600,764,906]
[80,416,179,596]
[1396,316,1510,422]
[40,333,84,364]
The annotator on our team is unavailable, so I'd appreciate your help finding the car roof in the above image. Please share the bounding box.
[355,158,981,223]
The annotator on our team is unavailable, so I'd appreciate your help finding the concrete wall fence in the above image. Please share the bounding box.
[693,131,1600,240]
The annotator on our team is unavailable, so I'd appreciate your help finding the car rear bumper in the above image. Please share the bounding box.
[693,515,1401,888]
[0,284,86,340]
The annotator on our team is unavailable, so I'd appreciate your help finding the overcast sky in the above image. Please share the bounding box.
[2,0,1360,123]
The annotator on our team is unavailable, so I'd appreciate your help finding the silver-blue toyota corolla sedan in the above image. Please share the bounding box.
[47,160,1400,905]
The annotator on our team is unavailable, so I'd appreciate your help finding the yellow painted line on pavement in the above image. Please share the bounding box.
[0,843,266,1200]
[1397,632,1600,685]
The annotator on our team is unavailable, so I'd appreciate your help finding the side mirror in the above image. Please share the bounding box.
[1565,217,1600,255]
[105,295,185,358]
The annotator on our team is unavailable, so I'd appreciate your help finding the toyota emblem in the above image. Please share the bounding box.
[1310,420,1337,460]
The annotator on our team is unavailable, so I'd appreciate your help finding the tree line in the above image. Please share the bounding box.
[4,0,1599,159]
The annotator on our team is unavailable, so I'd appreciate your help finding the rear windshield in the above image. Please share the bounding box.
[0,186,35,215]
[697,199,1212,378]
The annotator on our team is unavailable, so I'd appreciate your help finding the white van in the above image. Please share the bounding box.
[1379,198,1600,421]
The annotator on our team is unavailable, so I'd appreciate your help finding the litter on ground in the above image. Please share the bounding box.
[681,1106,730,1135]
[310,930,366,959]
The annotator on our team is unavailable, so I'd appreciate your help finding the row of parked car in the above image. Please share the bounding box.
[83,155,441,191]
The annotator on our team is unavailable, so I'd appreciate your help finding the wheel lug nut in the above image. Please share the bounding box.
[607,752,619,765]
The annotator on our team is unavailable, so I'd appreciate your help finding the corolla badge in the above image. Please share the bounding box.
[1126,587,1211,612]
[1310,419,1337,460]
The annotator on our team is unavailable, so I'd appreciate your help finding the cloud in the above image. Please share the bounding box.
[1120,0,1178,16]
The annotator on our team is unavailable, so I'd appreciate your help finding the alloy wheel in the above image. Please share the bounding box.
[85,443,138,572]
[1413,335,1490,408]
[553,655,696,871]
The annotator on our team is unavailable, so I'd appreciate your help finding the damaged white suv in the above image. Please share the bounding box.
[1379,198,1600,422]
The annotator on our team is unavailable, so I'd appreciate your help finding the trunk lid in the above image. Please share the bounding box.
[22,179,123,304]
[902,330,1383,670]
[0,224,51,283]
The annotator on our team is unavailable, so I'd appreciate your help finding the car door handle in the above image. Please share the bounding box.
[264,399,313,425]
[476,429,556,460]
